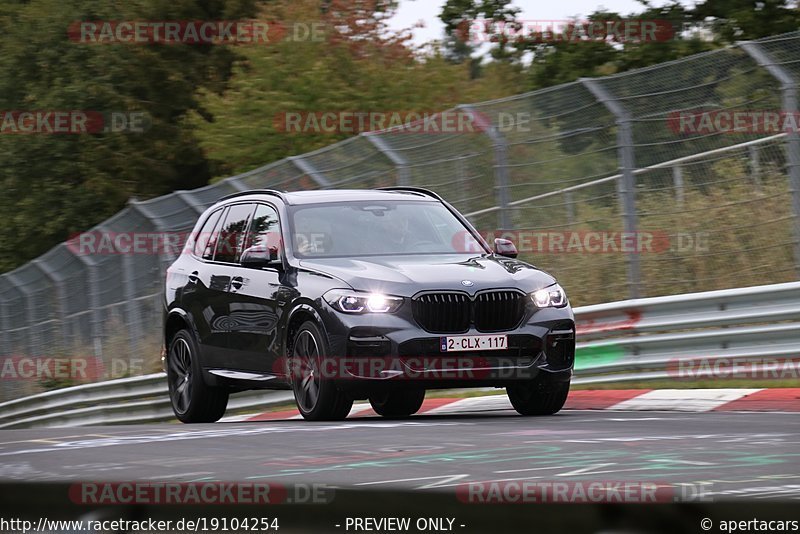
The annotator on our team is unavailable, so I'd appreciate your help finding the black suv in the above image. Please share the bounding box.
[163,188,575,422]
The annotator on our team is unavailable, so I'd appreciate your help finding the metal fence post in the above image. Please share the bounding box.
[175,191,210,215]
[4,273,37,358]
[70,254,103,358]
[459,105,511,230]
[226,176,251,192]
[289,156,331,188]
[581,78,642,299]
[32,259,70,351]
[128,201,177,268]
[363,132,411,186]
[740,41,800,276]
[120,253,142,360]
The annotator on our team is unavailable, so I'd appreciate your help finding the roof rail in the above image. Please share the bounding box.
[218,189,288,204]
[376,187,443,201]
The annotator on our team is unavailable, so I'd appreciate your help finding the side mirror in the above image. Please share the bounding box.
[241,245,281,269]
[494,238,518,259]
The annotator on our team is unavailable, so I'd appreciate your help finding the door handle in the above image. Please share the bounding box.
[230,276,244,292]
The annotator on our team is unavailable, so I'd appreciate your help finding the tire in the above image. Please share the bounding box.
[290,321,353,421]
[167,329,229,423]
[369,389,425,418]
[507,375,570,416]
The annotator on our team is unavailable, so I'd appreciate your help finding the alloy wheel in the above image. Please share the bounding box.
[168,338,193,415]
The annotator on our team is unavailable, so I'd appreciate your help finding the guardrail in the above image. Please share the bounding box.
[572,281,800,385]
[1,281,798,428]
[0,375,293,429]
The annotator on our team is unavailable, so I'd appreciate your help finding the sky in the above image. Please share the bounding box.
[389,0,688,45]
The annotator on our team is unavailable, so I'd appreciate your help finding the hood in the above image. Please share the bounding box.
[299,254,557,297]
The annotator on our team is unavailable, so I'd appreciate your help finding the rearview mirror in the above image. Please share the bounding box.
[241,245,281,269]
[494,238,518,259]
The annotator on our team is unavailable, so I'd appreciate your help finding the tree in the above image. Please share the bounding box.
[690,0,800,42]
[0,0,257,271]
[517,0,800,91]
[439,0,521,77]
[520,4,717,90]
[189,0,524,176]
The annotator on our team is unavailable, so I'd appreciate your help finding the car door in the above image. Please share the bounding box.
[226,203,287,374]
[178,206,231,369]
[200,202,255,368]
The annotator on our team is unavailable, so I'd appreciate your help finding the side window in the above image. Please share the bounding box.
[213,203,255,263]
[244,204,281,257]
[193,209,224,259]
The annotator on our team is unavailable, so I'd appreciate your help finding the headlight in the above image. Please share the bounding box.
[323,290,404,314]
[531,284,567,308]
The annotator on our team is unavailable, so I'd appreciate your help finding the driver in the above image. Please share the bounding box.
[294,218,332,255]
[374,211,435,252]
[369,211,410,248]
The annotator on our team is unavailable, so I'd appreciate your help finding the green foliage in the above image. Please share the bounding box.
[189,0,524,177]
[520,157,795,307]
[439,0,521,65]
[691,0,800,42]
[2,0,800,276]
[437,0,800,91]
[522,6,718,90]
[0,0,257,271]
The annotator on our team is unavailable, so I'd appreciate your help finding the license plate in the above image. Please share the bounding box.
[440,334,508,352]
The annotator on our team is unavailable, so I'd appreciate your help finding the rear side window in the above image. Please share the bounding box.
[193,209,224,259]
[214,203,255,263]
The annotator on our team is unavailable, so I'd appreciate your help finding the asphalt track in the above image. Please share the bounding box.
[1,408,799,500]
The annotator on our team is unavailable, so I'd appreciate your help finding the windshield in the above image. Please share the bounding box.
[289,200,486,258]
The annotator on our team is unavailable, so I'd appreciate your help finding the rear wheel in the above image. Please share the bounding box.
[290,321,353,421]
[167,329,229,423]
[507,375,570,416]
[369,389,425,418]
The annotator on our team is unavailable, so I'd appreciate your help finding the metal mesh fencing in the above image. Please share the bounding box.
[3,32,800,400]
[295,135,396,189]
[636,138,796,298]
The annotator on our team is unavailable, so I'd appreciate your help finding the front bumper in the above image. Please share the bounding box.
[318,299,575,392]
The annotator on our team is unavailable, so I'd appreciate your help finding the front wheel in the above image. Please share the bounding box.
[290,321,353,421]
[369,389,425,418]
[167,330,229,423]
[507,375,570,416]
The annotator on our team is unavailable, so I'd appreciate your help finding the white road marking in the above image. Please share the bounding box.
[0,422,470,457]
[355,474,470,489]
[608,388,762,412]
[426,395,512,414]
[556,463,618,477]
